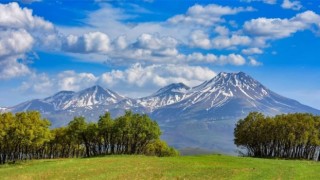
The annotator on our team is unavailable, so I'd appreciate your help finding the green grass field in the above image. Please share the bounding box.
[0,155,319,179]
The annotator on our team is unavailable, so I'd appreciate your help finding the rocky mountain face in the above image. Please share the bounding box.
[6,72,320,153]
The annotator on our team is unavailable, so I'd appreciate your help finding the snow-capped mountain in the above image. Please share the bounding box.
[151,72,320,122]
[138,83,190,110]
[5,72,320,153]
[10,85,125,113]
[46,85,125,110]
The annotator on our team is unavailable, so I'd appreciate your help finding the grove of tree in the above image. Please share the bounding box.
[234,112,320,160]
[0,111,178,164]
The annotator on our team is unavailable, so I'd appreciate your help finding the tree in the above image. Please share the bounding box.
[67,116,90,157]
[98,112,114,154]
[0,111,178,164]
[234,112,320,160]
[144,139,179,157]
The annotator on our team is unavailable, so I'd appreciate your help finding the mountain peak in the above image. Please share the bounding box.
[153,83,190,96]
[216,71,246,77]
[138,83,190,109]
[81,85,105,92]
[194,71,256,90]
[51,90,75,97]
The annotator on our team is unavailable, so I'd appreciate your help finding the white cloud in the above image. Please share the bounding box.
[56,3,257,59]
[189,30,211,49]
[20,71,98,94]
[0,23,34,80]
[186,53,246,66]
[0,29,33,57]
[58,3,187,42]
[135,33,178,50]
[242,47,264,55]
[99,63,217,96]
[57,71,98,91]
[241,0,277,4]
[189,30,251,50]
[0,56,31,79]
[243,11,320,39]
[0,2,57,79]
[214,26,230,36]
[0,2,53,30]
[281,0,302,11]
[20,64,217,97]
[168,4,254,26]
[211,35,252,49]
[113,35,128,50]
[62,32,111,53]
[20,73,53,94]
[248,57,263,66]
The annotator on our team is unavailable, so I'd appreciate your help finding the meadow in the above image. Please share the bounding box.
[0,155,319,179]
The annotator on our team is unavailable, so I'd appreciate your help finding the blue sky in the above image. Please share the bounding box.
[1,0,320,109]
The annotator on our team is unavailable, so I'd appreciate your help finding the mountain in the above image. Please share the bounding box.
[137,83,190,111]
[5,72,320,153]
[149,72,320,152]
[9,85,128,126]
[151,72,320,122]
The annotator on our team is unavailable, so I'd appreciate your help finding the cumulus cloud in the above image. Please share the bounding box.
[242,47,264,55]
[281,0,302,11]
[214,26,230,36]
[0,3,53,30]
[211,35,252,49]
[168,4,254,26]
[62,32,111,53]
[61,32,181,64]
[20,73,53,94]
[186,53,246,65]
[0,56,31,79]
[189,30,251,50]
[0,29,33,57]
[20,64,217,97]
[134,33,178,50]
[99,63,216,95]
[248,57,263,66]
[57,71,98,91]
[0,18,34,80]
[189,30,211,49]
[243,11,320,39]
[20,70,99,96]
[0,2,57,79]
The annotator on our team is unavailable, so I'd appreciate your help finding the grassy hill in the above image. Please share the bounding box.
[0,155,319,179]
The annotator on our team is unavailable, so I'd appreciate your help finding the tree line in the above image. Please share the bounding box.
[234,112,320,160]
[0,111,178,164]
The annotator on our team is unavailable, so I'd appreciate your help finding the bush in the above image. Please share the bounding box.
[144,139,179,157]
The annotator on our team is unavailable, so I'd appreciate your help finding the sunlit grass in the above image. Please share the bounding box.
[0,155,319,179]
